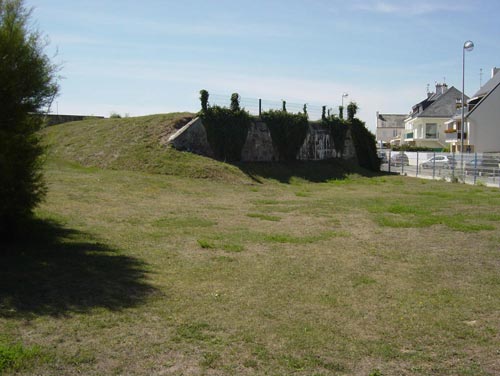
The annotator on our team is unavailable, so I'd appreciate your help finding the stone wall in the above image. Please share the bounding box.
[168,117,356,161]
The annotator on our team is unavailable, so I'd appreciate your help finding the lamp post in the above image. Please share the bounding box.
[461,40,474,176]
[341,92,348,108]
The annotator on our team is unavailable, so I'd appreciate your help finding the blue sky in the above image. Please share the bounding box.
[28,0,500,131]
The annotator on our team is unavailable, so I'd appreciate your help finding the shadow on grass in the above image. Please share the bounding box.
[235,159,385,184]
[0,219,158,318]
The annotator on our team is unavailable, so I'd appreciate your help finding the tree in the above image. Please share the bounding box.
[0,0,59,237]
[347,102,358,121]
[230,93,240,112]
[199,89,209,112]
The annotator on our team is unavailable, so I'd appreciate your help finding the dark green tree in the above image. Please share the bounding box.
[0,0,59,237]
[230,93,240,112]
[321,105,326,120]
[347,102,358,121]
[338,105,344,119]
[199,89,209,112]
[261,110,308,161]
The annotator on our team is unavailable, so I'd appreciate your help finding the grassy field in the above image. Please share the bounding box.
[1,115,499,375]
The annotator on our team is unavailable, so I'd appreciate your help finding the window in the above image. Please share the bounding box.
[425,123,437,139]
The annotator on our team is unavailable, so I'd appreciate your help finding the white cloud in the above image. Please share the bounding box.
[352,0,469,15]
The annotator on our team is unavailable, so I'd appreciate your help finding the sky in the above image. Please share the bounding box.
[27,0,500,132]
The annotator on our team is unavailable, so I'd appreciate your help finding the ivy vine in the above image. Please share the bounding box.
[322,115,348,158]
[199,90,251,161]
[261,110,309,161]
[349,118,380,171]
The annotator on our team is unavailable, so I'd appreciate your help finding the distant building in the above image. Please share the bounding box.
[403,83,467,150]
[376,112,406,145]
[445,67,500,152]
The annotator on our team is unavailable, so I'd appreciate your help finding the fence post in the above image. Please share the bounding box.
[401,152,404,175]
[416,151,419,177]
[432,152,436,180]
[473,152,478,185]
[451,151,455,181]
[388,150,391,173]
[259,99,262,117]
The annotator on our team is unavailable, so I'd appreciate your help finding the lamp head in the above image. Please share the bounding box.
[464,40,474,52]
[342,93,348,97]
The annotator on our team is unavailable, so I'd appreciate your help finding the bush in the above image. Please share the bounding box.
[199,92,251,161]
[350,118,380,171]
[323,116,348,157]
[347,102,358,121]
[199,89,209,112]
[261,110,309,161]
[0,0,59,237]
[392,145,437,152]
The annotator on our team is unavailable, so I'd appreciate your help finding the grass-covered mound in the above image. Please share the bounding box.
[41,113,250,182]
[41,113,379,183]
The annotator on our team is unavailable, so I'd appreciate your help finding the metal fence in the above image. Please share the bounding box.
[209,93,336,121]
[379,150,500,188]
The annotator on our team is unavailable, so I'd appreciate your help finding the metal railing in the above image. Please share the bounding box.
[379,150,500,188]
[208,93,337,121]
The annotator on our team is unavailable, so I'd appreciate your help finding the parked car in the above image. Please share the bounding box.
[420,155,456,169]
[390,153,409,167]
[464,156,500,176]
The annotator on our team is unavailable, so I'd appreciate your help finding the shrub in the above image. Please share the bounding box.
[109,112,121,119]
[347,102,358,121]
[0,0,59,237]
[323,115,348,157]
[230,93,240,112]
[392,145,436,152]
[350,118,380,171]
[199,89,209,112]
[261,110,309,161]
[199,92,251,161]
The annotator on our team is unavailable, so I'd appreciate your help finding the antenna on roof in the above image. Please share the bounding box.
[443,77,446,84]
[480,68,483,87]
[426,83,430,93]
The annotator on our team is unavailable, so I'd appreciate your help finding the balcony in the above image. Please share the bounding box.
[445,131,467,142]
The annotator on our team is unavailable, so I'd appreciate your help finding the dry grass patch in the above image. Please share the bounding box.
[1,162,499,375]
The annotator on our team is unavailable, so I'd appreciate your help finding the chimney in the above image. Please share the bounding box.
[492,67,500,78]
[435,83,448,95]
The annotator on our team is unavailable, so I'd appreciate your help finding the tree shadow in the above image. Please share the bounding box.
[0,219,159,318]
[234,159,386,184]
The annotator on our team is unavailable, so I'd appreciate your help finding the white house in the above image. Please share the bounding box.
[376,112,407,146]
[445,68,500,153]
[403,83,466,150]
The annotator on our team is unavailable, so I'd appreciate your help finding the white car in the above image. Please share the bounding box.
[420,155,456,169]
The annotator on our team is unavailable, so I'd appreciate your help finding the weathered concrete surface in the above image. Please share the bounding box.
[297,123,356,160]
[168,117,356,161]
[167,117,214,157]
[241,121,279,161]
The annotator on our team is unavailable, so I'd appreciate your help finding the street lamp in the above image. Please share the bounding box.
[461,40,474,175]
[341,92,349,108]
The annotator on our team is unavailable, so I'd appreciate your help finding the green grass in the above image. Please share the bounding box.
[0,114,498,375]
[0,340,46,373]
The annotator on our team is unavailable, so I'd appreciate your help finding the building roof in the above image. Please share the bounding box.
[470,70,500,100]
[410,86,466,119]
[466,73,500,117]
[377,113,407,128]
